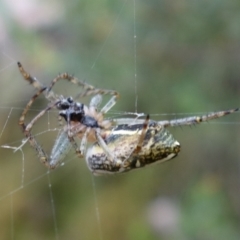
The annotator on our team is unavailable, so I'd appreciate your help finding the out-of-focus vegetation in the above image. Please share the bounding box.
[0,0,240,239]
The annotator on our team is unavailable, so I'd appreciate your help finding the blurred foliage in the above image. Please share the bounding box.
[0,0,240,239]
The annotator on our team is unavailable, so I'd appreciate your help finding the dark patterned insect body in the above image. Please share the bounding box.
[86,121,181,174]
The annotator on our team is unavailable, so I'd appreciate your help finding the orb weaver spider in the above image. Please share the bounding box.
[18,62,119,169]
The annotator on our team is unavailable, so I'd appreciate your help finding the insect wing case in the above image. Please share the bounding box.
[86,121,181,175]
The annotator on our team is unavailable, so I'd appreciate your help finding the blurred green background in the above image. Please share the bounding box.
[0,0,240,239]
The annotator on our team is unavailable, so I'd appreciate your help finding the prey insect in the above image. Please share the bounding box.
[86,108,238,174]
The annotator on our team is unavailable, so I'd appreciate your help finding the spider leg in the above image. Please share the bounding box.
[158,108,239,127]
[24,101,60,132]
[18,62,89,94]
[19,87,47,129]
[68,136,82,156]
[18,62,116,104]
[48,74,95,93]
[18,62,120,105]
[47,72,119,104]
[76,87,119,115]
[18,63,59,168]
[95,129,115,162]
[76,85,119,99]
[133,114,150,153]
[20,103,60,168]
[19,86,61,168]
[89,94,102,111]
[27,134,50,167]
[119,114,150,168]
[79,127,91,156]
[113,108,239,127]
[18,62,44,91]
[49,74,120,113]
[18,62,57,102]
[100,95,118,114]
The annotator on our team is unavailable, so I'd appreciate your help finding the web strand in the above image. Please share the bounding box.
[91,176,103,240]
[133,0,138,112]
[10,194,14,240]
[47,172,59,240]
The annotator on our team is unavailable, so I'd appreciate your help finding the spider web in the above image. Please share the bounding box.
[0,1,240,240]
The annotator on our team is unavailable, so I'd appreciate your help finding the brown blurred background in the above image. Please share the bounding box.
[0,0,240,239]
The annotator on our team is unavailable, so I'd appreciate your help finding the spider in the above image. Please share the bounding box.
[18,62,119,169]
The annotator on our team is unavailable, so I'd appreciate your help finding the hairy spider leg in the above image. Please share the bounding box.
[134,114,150,153]
[18,62,119,103]
[158,108,239,127]
[19,87,47,127]
[95,129,115,162]
[20,92,81,168]
[79,128,91,155]
[46,70,120,113]
[19,87,60,167]
[18,62,44,90]
[89,94,102,109]
[113,108,239,127]
[79,89,119,114]
[19,61,120,118]
[118,114,151,168]
[18,62,56,102]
